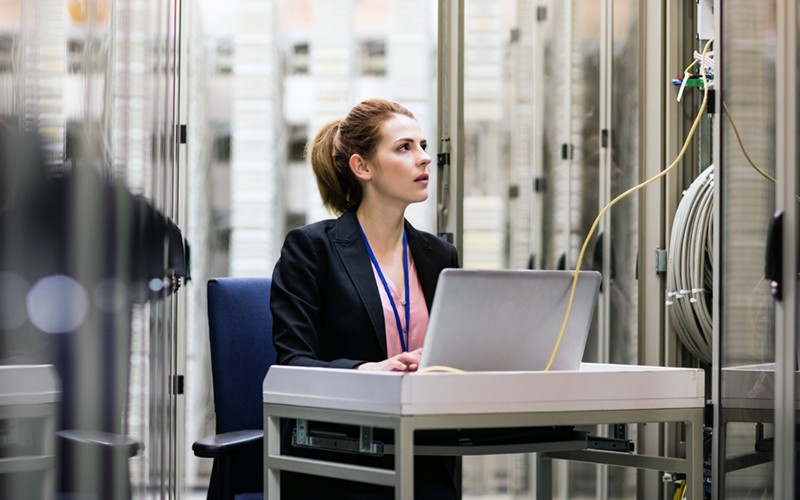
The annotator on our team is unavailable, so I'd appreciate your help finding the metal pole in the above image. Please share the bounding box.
[774,0,797,497]
[436,0,464,261]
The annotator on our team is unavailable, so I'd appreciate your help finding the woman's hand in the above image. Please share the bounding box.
[356,348,422,372]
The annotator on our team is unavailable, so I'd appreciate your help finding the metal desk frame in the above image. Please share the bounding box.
[715,365,800,492]
[264,364,705,499]
[0,365,59,500]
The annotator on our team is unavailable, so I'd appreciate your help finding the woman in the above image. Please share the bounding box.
[271,98,460,499]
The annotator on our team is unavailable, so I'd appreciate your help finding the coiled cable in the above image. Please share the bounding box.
[666,165,714,364]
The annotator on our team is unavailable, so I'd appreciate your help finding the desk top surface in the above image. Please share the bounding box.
[263,363,704,415]
[0,365,60,405]
[721,363,800,409]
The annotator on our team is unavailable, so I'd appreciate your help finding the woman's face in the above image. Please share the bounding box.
[364,113,431,208]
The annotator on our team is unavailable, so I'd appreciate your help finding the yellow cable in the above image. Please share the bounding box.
[721,101,776,183]
[417,365,466,374]
[722,99,800,206]
[544,38,715,371]
[672,480,686,500]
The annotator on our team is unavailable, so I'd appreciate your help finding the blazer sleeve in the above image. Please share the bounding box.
[270,226,364,369]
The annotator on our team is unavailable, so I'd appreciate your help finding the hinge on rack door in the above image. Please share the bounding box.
[171,375,184,395]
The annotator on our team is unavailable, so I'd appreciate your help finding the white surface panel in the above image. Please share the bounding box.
[264,363,704,416]
[722,363,800,409]
[0,365,59,405]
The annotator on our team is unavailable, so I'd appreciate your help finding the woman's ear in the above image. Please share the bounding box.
[349,154,371,181]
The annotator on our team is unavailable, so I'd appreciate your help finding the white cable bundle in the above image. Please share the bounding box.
[666,165,714,364]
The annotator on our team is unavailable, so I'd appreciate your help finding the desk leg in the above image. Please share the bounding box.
[265,414,281,500]
[686,411,703,500]
[395,419,414,500]
[535,453,552,499]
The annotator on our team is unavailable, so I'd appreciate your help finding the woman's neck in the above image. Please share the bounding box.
[356,203,405,254]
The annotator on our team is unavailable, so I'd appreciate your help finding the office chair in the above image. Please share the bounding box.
[193,278,275,500]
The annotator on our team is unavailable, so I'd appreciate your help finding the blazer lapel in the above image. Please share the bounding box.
[331,211,387,355]
[405,221,437,311]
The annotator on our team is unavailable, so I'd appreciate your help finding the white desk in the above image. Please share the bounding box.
[720,363,798,411]
[263,363,705,499]
[0,365,59,500]
[718,364,800,477]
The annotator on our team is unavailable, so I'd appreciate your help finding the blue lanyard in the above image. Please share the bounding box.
[359,224,411,352]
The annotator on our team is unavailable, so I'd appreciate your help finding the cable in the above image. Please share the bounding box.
[664,63,800,363]
[722,100,800,206]
[417,365,466,374]
[544,37,715,371]
[666,165,714,363]
[666,64,800,364]
[722,101,775,183]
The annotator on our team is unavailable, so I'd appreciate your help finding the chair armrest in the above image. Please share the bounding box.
[57,429,142,458]
[192,429,263,458]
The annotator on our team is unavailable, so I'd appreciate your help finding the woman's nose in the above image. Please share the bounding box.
[419,150,432,167]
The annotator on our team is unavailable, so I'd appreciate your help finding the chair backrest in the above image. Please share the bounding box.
[207,277,275,433]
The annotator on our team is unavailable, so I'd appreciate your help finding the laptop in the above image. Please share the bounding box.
[418,269,602,372]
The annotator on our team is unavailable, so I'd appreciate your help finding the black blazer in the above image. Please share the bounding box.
[271,210,459,368]
[270,211,461,499]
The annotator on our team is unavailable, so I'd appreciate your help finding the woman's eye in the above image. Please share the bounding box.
[421,142,428,151]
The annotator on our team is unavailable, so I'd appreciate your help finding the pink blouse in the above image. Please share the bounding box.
[370,257,429,357]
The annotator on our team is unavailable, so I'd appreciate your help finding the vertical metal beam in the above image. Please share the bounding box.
[597,0,613,497]
[563,0,574,269]
[265,412,281,498]
[638,0,667,498]
[665,2,706,499]
[710,0,723,497]
[530,2,546,269]
[598,0,613,367]
[638,1,666,368]
[663,3,694,370]
[395,419,414,499]
[686,410,704,500]
[775,1,797,498]
[535,453,553,498]
[174,0,190,496]
[436,0,464,260]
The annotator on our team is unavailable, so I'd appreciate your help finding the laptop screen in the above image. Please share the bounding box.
[418,269,602,372]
